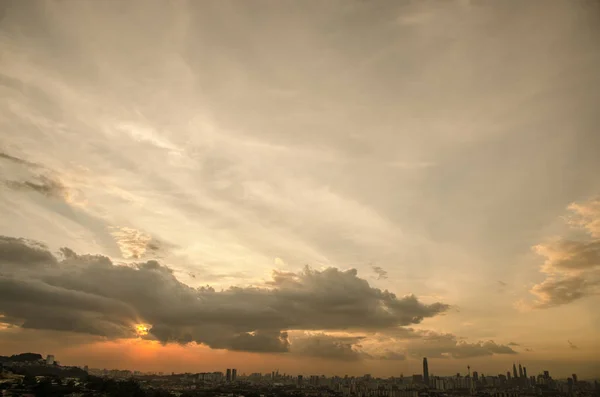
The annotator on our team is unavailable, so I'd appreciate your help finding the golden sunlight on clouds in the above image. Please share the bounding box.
[134,324,151,337]
[110,226,152,259]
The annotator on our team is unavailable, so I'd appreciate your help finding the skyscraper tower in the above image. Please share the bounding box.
[513,363,518,379]
[226,368,232,382]
[423,357,429,386]
[524,367,528,379]
[519,363,523,378]
[232,369,237,382]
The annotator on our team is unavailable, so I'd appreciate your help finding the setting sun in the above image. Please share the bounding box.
[134,324,150,337]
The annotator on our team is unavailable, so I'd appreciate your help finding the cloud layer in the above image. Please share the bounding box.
[0,235,522,361]
[0,235,449,356]
[530,198,600,308]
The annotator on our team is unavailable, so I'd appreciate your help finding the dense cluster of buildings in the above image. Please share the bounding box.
[1,352,599,397]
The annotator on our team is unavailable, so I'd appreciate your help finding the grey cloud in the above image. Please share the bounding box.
[404,331,517,359]
[4,175,68,199]
[531,275,600,308]
[568,340,578,350]
[290,333,369,361]
[535,239,600,273]
[0,152,41,168]
[507,341,519,346]
[372,265,388,280]
[0,236,449,354]
[0,236,57,268]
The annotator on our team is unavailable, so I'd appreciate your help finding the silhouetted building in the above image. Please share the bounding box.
[232,368,237,381]
[226,368,232,382]
[518,363,523,378]
[46,355,55,365]
[413,374,423,384]
[507,372,511,381]
[423,358,429,386]
[513,363,518,379]
[473,371,479,382]
[523,367,527,379]
[572,374,578,384]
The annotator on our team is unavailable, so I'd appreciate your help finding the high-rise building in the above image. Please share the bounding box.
[572,374,578,383]
[518,364,523,378]
[46,355,55,365]
[523,367,527,379]
[232,369,237,381]
[513,363,518,379]
[226,368,232,382]
[423,358,429,386]
[473,371,479,382]
[507,372,511,380]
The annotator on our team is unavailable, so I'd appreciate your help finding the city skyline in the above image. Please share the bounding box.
[1,352,594,383]
[1,0,599,380]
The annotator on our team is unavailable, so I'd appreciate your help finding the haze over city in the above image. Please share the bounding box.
[1,0,599,380]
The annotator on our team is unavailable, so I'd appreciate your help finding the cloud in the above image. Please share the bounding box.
[110,227,152,259]
[508,341,520,346]
[0,152,41,168]
[0,236,57,268]
[371,265,388,280]
[529,198,600,308]
[290,333,369,361]
[568,199,600,238]
[531,275,600,308]
[0,236,449,355]
[533,239,600,274]
[403,330,518,359]
[4,175,69,199]
[568,340,578,350]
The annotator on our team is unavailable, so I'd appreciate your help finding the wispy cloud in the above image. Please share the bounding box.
[372,265,388,280]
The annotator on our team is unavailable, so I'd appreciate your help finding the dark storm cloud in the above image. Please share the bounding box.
[371,265,388,280]
[0,236,57,268]
[4,175,68,199]
[0,236,449,354]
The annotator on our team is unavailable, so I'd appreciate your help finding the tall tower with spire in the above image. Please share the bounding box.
[423,357,429,386]
[513,363,518,380]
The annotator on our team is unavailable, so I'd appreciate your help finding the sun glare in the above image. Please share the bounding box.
[134,323,150,337]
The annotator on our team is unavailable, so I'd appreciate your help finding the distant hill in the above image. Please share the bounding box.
[9,365,88,379]
[0,353,43,363]
[0,353,87,379]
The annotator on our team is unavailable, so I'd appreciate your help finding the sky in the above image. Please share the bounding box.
[0,0,599,379]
